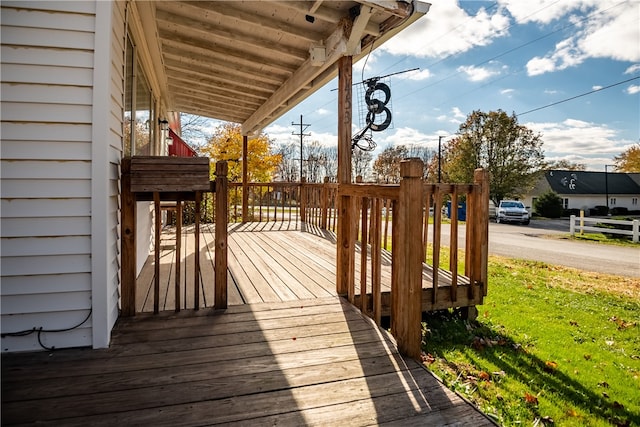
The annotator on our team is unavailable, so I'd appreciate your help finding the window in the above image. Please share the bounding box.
[563,198,569,209]
[610,198,616,206]
[124,33,155,157]
[632,198,638,205]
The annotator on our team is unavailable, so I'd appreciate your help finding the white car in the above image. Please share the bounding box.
[496,200,530,225]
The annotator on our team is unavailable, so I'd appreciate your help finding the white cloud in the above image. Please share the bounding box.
[450,107,467,121]
[625,64,640,74]
[592,85,603,90]
[626,85,640,95]
[544,89,559,95]
[380,2,511,58]
[525,1,640,76]
[316,108,331,116]
[500,88,515,95]
[498,0,590,25]
[524,118,632,170]
[457,65,500,82]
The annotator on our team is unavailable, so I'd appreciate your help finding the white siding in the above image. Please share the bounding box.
[0,1,103,352]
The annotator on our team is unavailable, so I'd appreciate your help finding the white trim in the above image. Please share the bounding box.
[90,0,113,349]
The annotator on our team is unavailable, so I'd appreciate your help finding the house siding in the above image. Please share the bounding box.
[1,1,123,351]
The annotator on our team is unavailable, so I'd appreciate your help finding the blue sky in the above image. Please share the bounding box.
[262,0,639,172]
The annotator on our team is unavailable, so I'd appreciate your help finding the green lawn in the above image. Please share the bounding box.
[422,256,640,426]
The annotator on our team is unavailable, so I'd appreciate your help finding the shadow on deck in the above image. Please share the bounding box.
[1,221,493,425]
[2,296,492,425]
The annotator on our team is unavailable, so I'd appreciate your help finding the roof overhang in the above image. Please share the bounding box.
[139,1,430,135]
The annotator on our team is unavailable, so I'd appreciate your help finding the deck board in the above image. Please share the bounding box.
[2,297,492,426]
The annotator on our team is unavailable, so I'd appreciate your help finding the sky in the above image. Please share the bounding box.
[259,0,640,172]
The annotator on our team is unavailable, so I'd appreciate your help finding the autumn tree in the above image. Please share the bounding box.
[199,123,281,182]
[443,110,545,205]
[614,143,640,172]
[372,145,408,183]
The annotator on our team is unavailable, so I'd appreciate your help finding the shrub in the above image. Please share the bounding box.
[610,207,629,215]
[533,190,563,218]
[591,205,609,216]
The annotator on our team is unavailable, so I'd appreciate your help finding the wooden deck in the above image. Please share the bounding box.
[135,221,478,314]
[1,296,493,425]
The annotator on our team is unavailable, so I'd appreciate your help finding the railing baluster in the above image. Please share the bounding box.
[449,187,458,302]
[432,186,442,304]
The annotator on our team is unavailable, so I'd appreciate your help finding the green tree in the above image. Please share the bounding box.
[534,190,563,218]
[443,110,545,205]
[545,159,586,171]
[613,143,640,172]
[199,123,281,182]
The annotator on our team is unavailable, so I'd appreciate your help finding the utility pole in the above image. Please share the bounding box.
[292,115,310,182]
[438,135,443,183]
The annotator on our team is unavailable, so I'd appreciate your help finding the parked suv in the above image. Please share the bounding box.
[496,200,530,225]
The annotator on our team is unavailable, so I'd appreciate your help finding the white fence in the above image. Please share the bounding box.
[570,215,639,243]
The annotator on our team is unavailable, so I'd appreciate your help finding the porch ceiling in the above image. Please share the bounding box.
[145,1,430,135]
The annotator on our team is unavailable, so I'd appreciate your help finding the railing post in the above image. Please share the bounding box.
[321,177,329,229]
[242,135,249,223]
[299,177,307,223]
[633,219,639,243]
[120,158,136,317]
[392,158,424,359]
[473,168,490,297]
[215,161,228,309]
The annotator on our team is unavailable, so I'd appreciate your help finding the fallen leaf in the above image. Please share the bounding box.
[524,392,539,405]
[569,320,578,327]
[478,371,490,381]
[612,401,625,409]
[602,392,610,398]
[544,360,558,372]
[598,381,610,388]
[566,409,580,418]
[584,354,592,360]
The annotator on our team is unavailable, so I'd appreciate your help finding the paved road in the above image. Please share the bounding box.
[440,219,640,278]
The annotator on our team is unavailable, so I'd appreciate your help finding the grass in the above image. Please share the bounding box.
[567,233,638,247]
[422,256,640,426]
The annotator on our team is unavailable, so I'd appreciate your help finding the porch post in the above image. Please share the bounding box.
[321,176,330,229]
[392,158,424,359]
[336,55,353,296]
[242,134,249,222]
[300,177,307,223]
[120,158,136,317]
[215,161,229,309]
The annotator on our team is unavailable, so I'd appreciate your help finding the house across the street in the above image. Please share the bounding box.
[524,170,640,215]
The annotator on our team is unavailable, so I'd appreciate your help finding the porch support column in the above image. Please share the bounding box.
[242,134,249,222]
[336,55,353,296]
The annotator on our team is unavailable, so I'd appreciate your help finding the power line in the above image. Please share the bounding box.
[516,75,639,117]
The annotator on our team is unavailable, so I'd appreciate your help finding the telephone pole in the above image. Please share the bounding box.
[292,114,310,181]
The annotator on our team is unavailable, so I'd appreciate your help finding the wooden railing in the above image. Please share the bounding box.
[337,159,490,358]
[120,158,228,316]
[301,177,339,232]
[228,182,301,223]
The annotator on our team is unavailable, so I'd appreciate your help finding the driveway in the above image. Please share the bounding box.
[440,219,639,278]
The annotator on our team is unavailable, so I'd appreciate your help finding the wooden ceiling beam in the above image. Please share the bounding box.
[163,56,282,90]
[176,1,325,43]
[242,22,349,134]
[162,46,286,86]
[156,9,307,62]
